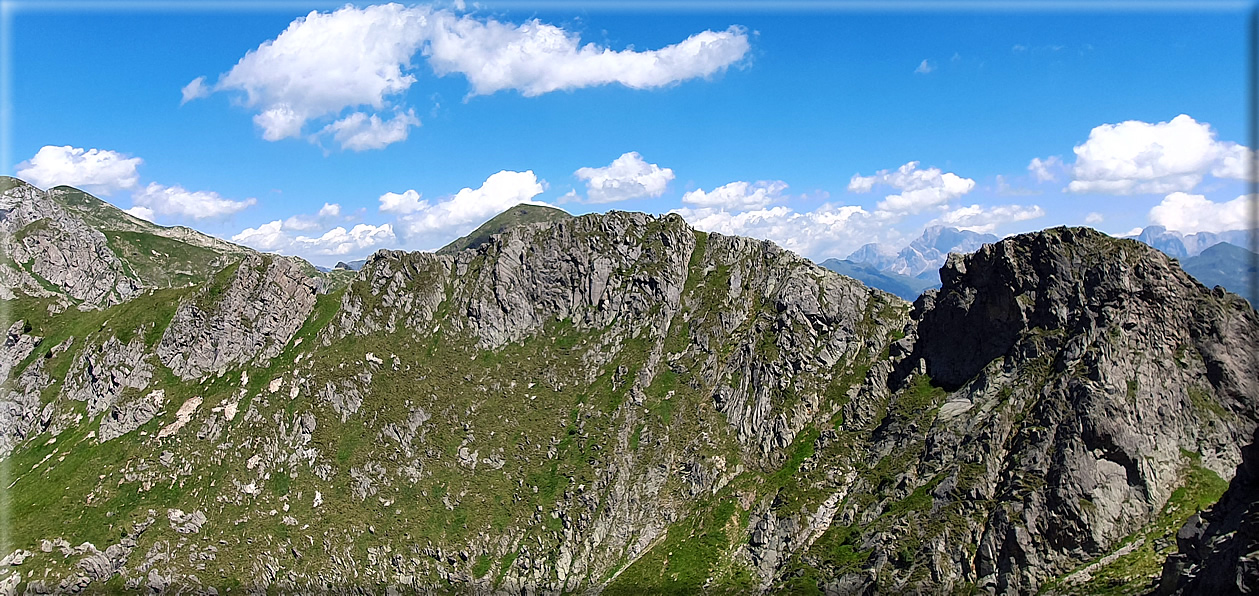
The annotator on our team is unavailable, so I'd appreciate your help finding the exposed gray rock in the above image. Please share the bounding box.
[0,179,141,307]
[157,253,323,379]
[0,320,40,384]
[168,509,208,534]
[98,389,164,442]
[62,334,154,416]
[1159,427,1259,594]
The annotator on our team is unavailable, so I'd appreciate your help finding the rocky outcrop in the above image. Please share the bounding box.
[0,178,141,307]
[864,227,1259,593]
[0,320,39,384]
[63,334,154,416]
[157,253,324,379]
[1159,427,1259,594]
[98,389,165,442]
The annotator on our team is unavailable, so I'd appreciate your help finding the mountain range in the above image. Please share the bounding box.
[1,176,1257,594]
[833,224,1256,307]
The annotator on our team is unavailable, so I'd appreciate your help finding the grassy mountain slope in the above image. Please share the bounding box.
[1,190,1255,595]
[436,203,571,255]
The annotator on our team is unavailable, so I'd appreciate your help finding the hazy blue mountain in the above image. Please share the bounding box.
[1131,226,1254,259]
[1181,242,1258,306]
[846,243,897,271]
[846,226,999,278]
[819,258,939,300]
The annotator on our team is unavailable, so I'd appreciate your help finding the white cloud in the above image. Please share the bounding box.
[232,220,289,252]
[1147,192,1253,234]
[320,109,420,151]
[379,189,428,214]
[318,203,341,218]
[914,59,935,74]
[282,203,344,231]
[574,152,674,203]
[1212,143,1255,180]
[232,219,397,256]
[673,201,871,260]
[282,216,322,232]
[15,145,143,195]
[254,106,306,141]
[681,180,787,211]
[849,161,975,215]
[1085,212,1104,224]
[396,170,547,248]
[424,15,750,97]
[1066,114,1253,195]
[203,4,429,142]
[295,223,397,255]
[181,76,209,104]
[188,4,750,148]
[671,179,875,258]
[124,206,156,222]
[131,182,256,220]
[1028,155,1063,182]
[931,203,1046,234]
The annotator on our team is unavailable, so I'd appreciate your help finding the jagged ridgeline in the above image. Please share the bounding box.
[0,176,1256,594]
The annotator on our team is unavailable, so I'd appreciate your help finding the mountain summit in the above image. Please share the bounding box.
[1,180,1256,593]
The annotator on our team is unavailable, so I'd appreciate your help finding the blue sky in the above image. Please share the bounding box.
[5,1,1254,266]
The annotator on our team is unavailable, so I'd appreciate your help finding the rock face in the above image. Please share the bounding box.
[157,253,324,379]
[0,178,141,307]
[1159,427,1259,594]
[2,182,1256,596]
[877,227,1259,593]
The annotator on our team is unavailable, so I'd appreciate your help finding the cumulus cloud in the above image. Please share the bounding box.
[681,180,787,211]
[283,203,345,231]
[231,220,289,252]
[673,201,870,259]
[131,182,256,220]
[914,59,935,74]
[849,161,975,215]
[319,110,420,151]
[295,224,397,255]
[574,152,674,203]
[197,4,428,143]
[1066,114,1253,195]
[1147,192,1253,234]
[187,4,750,149]
[1028,155,1063,182]
[124,206,156,222]
[931,203,1046,234]
[232,220,397,256]
[395,170,547,248]
[423,15,750,97]
[379,189,427,214]
[181,76,209,104]
[670,180,872,258]
[1085,212,1104,224]
[15,145,143,195]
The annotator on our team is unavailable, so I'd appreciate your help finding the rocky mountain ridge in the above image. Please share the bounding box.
[1,179,1256,594]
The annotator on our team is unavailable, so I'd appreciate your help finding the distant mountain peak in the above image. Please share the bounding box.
[436,202,572,255]
[847,225,998,279]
